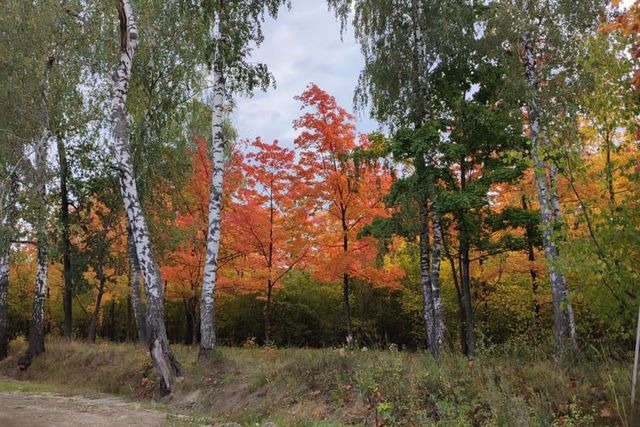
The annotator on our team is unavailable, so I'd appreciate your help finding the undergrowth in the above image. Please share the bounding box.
[0,337,635,426]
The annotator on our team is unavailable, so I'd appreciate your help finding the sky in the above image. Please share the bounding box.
[232,0,378,146]
[232,0,637,145]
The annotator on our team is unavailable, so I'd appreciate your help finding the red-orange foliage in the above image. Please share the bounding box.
[161,138,244,302]
[294,84,403,289]
[225,138,311,295]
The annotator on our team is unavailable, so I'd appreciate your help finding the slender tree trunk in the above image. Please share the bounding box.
[127,225,146,344]
[200,8,226,358]
[264,192,275,345]
[184,299,193,345]
[430,207,444,354]
[88,273,106,343]
[21,136,50,369]
[604,134,615,207]
[19,57,54,370]
[419,202,435,351]
[112,0,180,392]
[0,242,9,360]
[184,296,197,346]
[459,237,475,357]
[56,138,73,340]
[458,160,475,357]
[192,296,198,346]
[341,209,354,343]
[0,174,15,360]
[444,235,467,355]
[126,293,132,342]
[264,279,273,344]
[522,195,541,326]
[109,299,116,341]
[522,29,577,353]
[342,272,354,342]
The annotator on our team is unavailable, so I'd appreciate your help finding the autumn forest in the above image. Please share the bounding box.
[2,0,640,424]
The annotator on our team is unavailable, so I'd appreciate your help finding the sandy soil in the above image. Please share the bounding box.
[0,391,169,427]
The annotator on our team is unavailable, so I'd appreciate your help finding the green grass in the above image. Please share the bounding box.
[0,337,636,426]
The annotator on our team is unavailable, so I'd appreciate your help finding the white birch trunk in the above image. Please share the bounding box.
[127,225,146,344]
[0,173,14,360]
[430,207,444,354]
[0,242,9,359]
[419,203,437,352]
[522,28,577,352]
[111,0,180,392]
[21,130,50,369]
[200,12,226,358]
[19,56,55,370]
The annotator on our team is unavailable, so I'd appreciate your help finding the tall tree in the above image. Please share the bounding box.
[20,56,55,369]
[328,0,475,354]
[127,225,146,344]
[488,0,606,352]
[294,84,400,341]
[365,126,448,354]
[57,137,73,340]
[110,0,180,393]
[0,173,18,360]
[200,0,288,358]
[227,138,311,343]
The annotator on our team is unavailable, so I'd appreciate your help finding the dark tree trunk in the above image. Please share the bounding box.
[443,231,467,355]
[343,274,354,343]
[264,279,273,344]
[126,293,132,342]
[604,134,615,207]
[459,240,475,357]
[88,273,106,343]
[458,159,475,357]
[522,196,541,326]
[56,138,73,340]
[184,297,198,346]
[341,209,354,344]
[109,299,116,341]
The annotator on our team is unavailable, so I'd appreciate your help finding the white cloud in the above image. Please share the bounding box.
[232,0,378,147]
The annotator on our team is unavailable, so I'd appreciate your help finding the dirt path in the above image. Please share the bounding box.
[0,391,170,427]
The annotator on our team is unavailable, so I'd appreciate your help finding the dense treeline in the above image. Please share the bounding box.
[2,0,640,393]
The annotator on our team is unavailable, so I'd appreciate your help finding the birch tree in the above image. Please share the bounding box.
[328,0,474,354]
[19,56,55,369]
[487,0,606,352]
[0,171,17,360]
[127,225,146,344]
[200,0,288,358]
[110,0,180,392]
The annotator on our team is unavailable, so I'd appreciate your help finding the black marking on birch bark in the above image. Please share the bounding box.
[200,32,226,355]
[110,0,180,391]
[521,19,577,352]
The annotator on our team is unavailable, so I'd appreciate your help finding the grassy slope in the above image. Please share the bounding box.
[0,338,634,426]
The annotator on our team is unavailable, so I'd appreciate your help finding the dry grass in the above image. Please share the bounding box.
[0,338,635,426]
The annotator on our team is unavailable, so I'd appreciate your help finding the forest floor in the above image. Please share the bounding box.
[0,338,636,426]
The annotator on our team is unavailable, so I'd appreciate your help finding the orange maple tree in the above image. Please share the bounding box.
[225,137,312,342]
[293,84,403,339]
